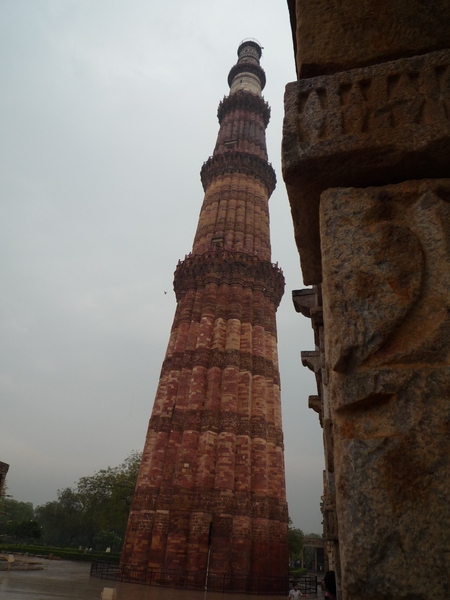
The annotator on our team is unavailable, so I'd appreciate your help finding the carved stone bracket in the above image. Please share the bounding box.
[321,178,450,392]
[218,90,271,127]
[301,350,321,373]
[292,288,316,317]
[174,250,284,306]
[201,151,276,195]
[308,394,321,415]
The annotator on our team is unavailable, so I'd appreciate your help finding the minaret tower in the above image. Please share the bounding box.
[121,40,288,587]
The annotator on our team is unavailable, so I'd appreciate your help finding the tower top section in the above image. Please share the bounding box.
[228,39,266,95]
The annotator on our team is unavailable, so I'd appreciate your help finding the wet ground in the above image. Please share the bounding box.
[0,558,324,599]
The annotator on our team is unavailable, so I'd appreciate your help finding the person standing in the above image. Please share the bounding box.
[288,582,308,599]
[322,571,337,600]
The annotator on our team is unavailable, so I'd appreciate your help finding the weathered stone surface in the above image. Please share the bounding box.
[283,49,450,284]
[292,288,315,317]
[321,179,450,599]
[287,0,450,78]
[321,179,450,382]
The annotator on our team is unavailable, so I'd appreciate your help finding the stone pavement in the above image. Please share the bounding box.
[0,558,323,599]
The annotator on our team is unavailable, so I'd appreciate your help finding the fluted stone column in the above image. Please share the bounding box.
[121,40,288,588]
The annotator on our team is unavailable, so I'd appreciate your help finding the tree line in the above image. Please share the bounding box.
[288,518,304,565]
[0,451,141,551]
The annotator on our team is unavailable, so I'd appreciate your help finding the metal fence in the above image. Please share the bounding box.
[90,561,317,595]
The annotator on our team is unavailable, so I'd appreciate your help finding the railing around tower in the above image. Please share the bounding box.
[90,560,318,596]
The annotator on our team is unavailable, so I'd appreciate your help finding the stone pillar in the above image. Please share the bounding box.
[283,2,450,598]
[321,179,450,598]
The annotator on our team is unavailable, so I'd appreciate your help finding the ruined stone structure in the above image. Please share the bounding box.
[283,1,450,598]
[301,535,325,571]
[121,41,289,588]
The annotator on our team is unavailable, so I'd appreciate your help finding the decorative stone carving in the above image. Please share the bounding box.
[218,91,271,127]
[321,178,450,599]
[148,409,282,445]
[308,395,321,414]
[292,288,316,318]
[301,350,321,373]
[201,151,276,195]
[174,250,284,306]
[283,49,450,284]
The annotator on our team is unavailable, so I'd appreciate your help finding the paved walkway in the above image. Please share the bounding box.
[0,558,323,600]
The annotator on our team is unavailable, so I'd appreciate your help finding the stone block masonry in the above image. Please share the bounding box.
[283,2,450,598]
[283,49,450,284]
[121,40,289,587]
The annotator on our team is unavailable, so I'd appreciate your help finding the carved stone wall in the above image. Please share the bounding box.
[283,49,450,284]
[321,179,450,598]
[283,2,450,598]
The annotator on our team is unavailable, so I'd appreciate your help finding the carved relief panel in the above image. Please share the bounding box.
[320,178,450,598]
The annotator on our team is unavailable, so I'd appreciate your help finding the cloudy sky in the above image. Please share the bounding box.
[0,0,324,534]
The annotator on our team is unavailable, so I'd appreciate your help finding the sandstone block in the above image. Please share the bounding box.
[283,50,450,284]
[288,0,450,78]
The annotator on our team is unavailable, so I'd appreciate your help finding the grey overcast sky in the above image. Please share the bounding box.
[0,0,324,534]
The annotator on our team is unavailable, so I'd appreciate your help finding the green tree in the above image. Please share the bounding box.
[0,495,35,541]
[35,491,85,547]
[93,529,122,552]
[288,518,304,565]
[35,451,141,549]
[73,450,141,547]
[1,498,34,522]
[7,520,42,544]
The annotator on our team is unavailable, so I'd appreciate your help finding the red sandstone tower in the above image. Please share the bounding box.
[121,40,288,588]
